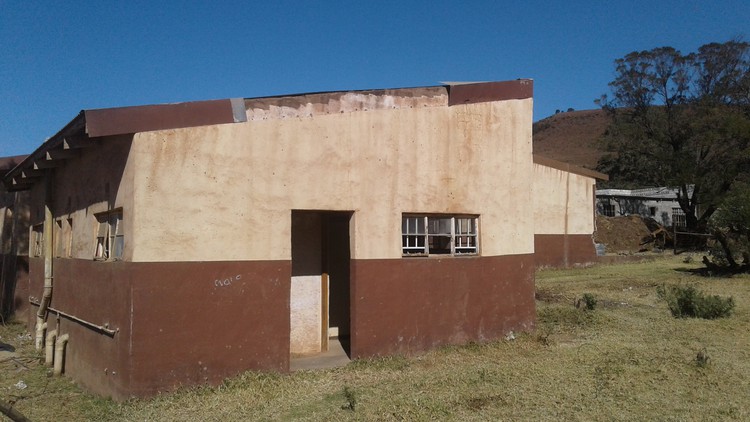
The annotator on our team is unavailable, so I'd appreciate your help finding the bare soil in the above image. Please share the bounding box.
[594,214,668,254]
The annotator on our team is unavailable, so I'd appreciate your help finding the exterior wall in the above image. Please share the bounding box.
[128,91,534,262]
[25,135,136,261]
[27,258,288,398]
[533,162,597,267]
[351,254,535,357]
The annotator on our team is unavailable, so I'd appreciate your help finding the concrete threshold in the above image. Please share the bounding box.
[290,337,351,371]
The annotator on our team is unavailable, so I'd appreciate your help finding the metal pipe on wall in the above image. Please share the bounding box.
[35,171,54,350]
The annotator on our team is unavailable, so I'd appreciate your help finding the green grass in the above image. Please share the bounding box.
[2,255,750,421]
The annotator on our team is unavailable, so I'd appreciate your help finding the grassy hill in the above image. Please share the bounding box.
[533,109,611,170]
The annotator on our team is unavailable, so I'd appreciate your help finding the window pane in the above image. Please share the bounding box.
[66,218,73,257]
[428,235,452,254]
[427,217,451,235]
[402,235,425,251]
[95,237,107,259]
[32,224,43,256]
[97,219,108,237]
[55,220,64,257]
[456,218,476,235]
[402,217,425,235]
[112,235,124,259]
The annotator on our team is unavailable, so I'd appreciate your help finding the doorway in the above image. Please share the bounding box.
[290,211,352,361]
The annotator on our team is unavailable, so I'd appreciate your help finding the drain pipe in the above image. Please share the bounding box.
[45,329,57,366]
[35,172,54,351]
[53,334,69,376]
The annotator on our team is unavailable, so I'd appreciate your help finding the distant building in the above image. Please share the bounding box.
[596,186,695,227]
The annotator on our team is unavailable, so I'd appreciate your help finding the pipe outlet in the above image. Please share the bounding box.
[45,329,58,366]
[53,334,70,376]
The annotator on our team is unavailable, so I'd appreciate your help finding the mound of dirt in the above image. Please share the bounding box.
[594,214,667,254]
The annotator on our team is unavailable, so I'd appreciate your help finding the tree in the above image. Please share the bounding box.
[707,181,750,271]
[597,40,750,233]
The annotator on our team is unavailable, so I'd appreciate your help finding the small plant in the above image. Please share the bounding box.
[695,348,710,368]
[656,284,735,319]
[575,293,597,311]
[341,386,357,411]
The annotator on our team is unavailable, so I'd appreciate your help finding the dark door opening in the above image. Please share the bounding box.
[290,211,352,359]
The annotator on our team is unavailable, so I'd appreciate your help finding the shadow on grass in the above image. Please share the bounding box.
[674,264,749,277]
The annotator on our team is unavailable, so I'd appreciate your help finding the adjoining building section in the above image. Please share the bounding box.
[0,155,30,322]
[1,80,543,399]
[532,156,608,268]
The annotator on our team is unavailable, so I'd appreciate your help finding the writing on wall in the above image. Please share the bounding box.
[214,274,241,287]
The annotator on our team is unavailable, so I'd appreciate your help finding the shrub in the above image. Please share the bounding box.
[574,293,597,311]
[581,293,598,311]
[656,285,735,319]
[341,386,357,411]
[695,348,710,368]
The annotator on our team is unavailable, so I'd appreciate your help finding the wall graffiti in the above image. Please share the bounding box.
[214,274,241,287]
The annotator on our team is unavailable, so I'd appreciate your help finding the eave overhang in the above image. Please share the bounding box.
[2,98,247,191]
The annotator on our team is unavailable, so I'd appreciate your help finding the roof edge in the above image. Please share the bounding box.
[533,154,609,181]
[447,79,533,106]
[85,98,247,138]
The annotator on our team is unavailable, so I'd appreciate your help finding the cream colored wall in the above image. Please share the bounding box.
[129,97,533,262]
[533,163,595,235]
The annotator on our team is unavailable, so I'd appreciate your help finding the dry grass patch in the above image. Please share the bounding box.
[1,255,749,421]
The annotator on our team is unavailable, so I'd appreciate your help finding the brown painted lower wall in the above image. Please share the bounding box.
[22,253,535,398]
[534,234,597,268]
[350,254,535,358]
[26,258,290,399]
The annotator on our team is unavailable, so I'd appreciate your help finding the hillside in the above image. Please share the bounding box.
[533,109,611,170]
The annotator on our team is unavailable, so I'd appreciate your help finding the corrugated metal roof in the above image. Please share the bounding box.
[596,186,694,199]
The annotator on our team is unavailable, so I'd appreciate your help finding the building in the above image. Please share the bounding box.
[533,156,607,268]
[596,186,694,227]
[2,80,552,398]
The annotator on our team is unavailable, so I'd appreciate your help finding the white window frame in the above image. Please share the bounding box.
[402,214,479,257]
[602,200,616,217]
[672,207,686,228]
[94,209,123,261]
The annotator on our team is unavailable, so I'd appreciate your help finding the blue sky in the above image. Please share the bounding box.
[1,1,748,156]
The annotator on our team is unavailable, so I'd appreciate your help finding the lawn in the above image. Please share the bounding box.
[2,255,749,421]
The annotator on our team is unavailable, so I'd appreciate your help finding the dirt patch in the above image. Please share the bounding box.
[594,214,666,254]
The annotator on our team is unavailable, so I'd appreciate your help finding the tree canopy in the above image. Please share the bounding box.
[597,40,750,231]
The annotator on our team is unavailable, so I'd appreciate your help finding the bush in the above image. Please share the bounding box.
[656,285,735,319]
[575,293,598,310]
